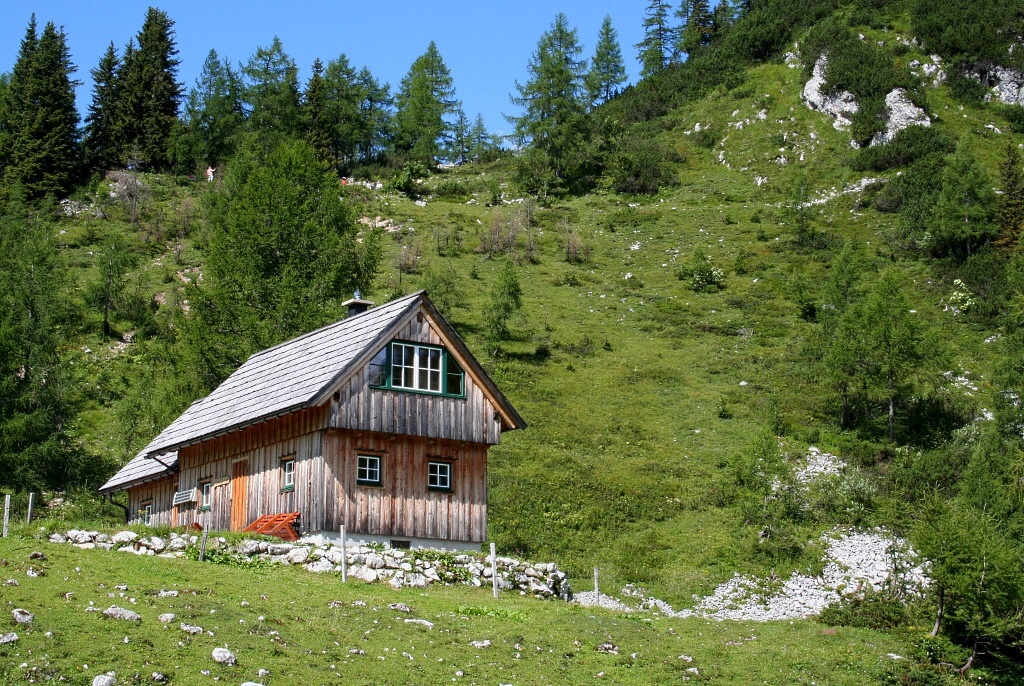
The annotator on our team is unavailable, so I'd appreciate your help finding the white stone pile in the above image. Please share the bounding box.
[45,529,572,599]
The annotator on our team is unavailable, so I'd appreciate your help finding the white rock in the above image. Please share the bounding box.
[211,647,236,665]
[802,56,858,130]
[870,88,930,146]
[470,639,492,648]
[180,623,203,634]
[48,533,68,543]
[285,547,310,565]
[92,676,117,686]
[0,632,18,644]
[158,613,175,623]
[304,558,334,573]
[404,618,434,628]
[103,606,141,621]
[12,609,33,624]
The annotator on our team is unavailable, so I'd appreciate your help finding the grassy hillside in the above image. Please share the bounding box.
[15,1,1024,681]
[0,531,914,685]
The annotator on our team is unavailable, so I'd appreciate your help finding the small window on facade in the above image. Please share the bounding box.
[368,347,388,386]
[357,455,382,486]
[140,501,153,526]
[199,480,212,510]
[428,461,452,492]
[445,357,464,396]
[281,457,295,491]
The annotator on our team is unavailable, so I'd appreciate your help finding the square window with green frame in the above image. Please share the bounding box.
[199,479,212,511]
[369,341,465,397]
[281,455,295,492]
[427,460,453,492]
[357,454,382,486]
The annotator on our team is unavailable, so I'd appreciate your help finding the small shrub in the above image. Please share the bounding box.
[690,125,719,150]
[852,126,955,171]
[819,589,909,630]
[608,134,680,195]
[433,178,468,201]
[678,250,725,292]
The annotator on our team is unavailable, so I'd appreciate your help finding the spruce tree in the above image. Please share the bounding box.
[932,146,997,258]
[678,0,714,58]
[448,109,471,165]
[995,142,1024,250]
[586,15,627,107]
[121,7,182,170]
[636,1,673,78]
[354,67,393,164]
[243,37,301,142]
[394,42,460,168]
[510,13,589,192]
[84,42,123,173]
[302,58,335,168]
[468,113,493,160]
[6,18,80,199]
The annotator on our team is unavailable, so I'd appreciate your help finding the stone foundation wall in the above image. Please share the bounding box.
[47,529,572,600]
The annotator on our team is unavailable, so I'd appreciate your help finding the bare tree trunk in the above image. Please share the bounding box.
[888,370,895,442]
[930,587,944,637]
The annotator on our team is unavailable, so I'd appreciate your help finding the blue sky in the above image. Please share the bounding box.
[0,1,655,136]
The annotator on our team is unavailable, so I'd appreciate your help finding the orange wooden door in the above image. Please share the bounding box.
[230,460,249,531]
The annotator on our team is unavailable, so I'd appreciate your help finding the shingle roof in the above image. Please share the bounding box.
[99,450,178,493]
[99,290,525,494]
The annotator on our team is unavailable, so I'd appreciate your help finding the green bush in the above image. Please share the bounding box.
[819,589,910,629]
[678,249,725,291]
[852,126,955,171]
[608,134,680,195]
[433,178,469,201]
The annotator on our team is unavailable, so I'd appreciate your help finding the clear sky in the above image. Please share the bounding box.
[0,1,654,136]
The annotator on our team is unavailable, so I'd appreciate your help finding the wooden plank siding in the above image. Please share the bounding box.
[127,476,177,527]
[324,430,488,543]
[329,310,504,445]
[172,406,328,532]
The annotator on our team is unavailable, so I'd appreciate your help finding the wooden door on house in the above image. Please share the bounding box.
[230,460,249,530]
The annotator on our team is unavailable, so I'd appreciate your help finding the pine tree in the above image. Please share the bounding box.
[84,42,123,173]
[995,142,1024,250]
[394,42,460,168]
[243,37,301,142]
[486,260,523,341]
[302,58,335,168]
[354,66,393,164]
[586,15,627,107]
[5,17,80,199]
[121,7,183,170]
[509,13,589,192]
[636,1,673,78]
[448,109,471,164]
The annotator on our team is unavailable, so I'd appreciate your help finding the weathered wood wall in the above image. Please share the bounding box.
[330,308,504,445]
[324,430,488,543]
[172,406,328,532]
[127,476,177,527]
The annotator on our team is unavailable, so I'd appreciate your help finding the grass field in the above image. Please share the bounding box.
[0,532,916,685]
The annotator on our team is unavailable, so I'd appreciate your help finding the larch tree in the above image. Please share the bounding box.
[995,142,1024,250]
[354,66,393,165]
[243,37,301,143]
[179,49,245,170]
[468,113,493,160]
[394,42,460,168]
[586,15,627,107]
[5,17,80,199]
[83,42,123,173]
[931,145,997,259]
[509,13,589,193]
[636,0,674,78]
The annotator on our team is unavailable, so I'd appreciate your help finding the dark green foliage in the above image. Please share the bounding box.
[911,0,1023,67]
[191,139,383,389]
[394,42,461,168]
[607,132,678,194]
[677,249,725,291]
[83,43,123,173]
[509,14,594,195]
[852,126,955,172]
[486,260,522,341]
[995,103,1024,134]
[176,49,245,171]
[420,261,466,320]
[995,143,1024,250]
[242,37,300,143]
[585,15,627,107]
[3,16,80,199]
[0,191,87,490]
[802,17,916,146]
[87,234,143,337]
[301,58,334,168]
[820,590,911,630]
[678,0,715,58]
[321,55,393,170]
[930,146,996,259]
[118,7,183,170]
[636,0,675,78]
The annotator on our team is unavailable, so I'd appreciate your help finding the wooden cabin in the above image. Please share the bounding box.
[99,292,526,550]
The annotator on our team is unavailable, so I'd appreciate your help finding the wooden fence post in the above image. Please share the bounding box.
[594,567,599,595]
[198,529,209,562]
[2,495,9,538]
[490,542,499,599]
[340,525,348,583]
[26,493,34,524]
